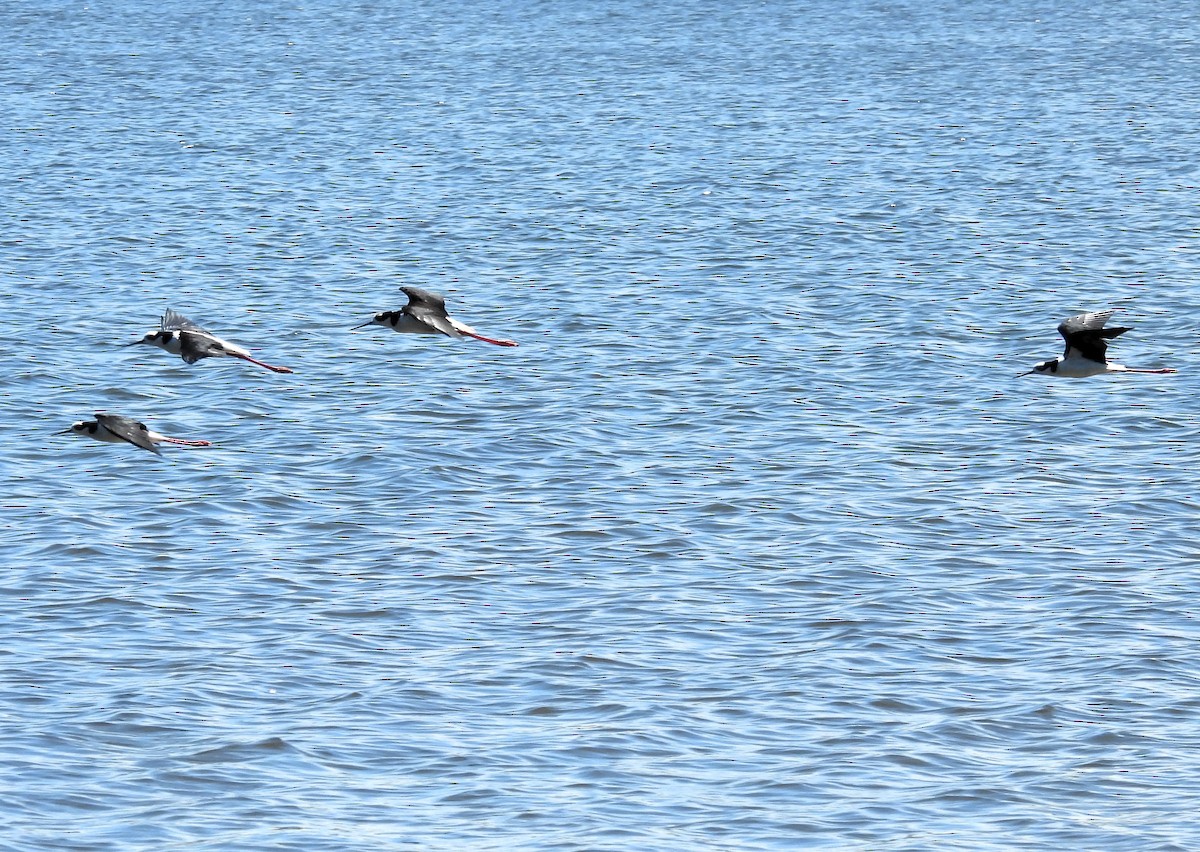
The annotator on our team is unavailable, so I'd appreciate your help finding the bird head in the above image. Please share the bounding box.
[126,330,171,348]
[1018,360,1057,377]
[351,312,390,330]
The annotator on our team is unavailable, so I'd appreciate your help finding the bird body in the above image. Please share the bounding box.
[63,413,212,455]
[367,310,450,336]
[1022,311,1175,377]
[129,310,294,373]
[1043,357,1114,378]
[353,286,518,346]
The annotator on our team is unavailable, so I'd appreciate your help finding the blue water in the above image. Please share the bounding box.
[4,0,1200,848]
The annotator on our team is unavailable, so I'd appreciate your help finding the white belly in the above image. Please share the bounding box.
[1056,357,1111,378]
[152,335,183,355]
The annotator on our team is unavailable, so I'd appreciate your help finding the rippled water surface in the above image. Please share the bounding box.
[4,0,1200,848]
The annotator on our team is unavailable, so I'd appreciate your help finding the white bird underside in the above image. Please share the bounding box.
[1049,355,1119,378]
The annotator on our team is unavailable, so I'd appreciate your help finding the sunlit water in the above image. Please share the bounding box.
[3,0,1200,848]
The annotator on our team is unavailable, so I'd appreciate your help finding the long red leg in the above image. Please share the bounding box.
[236,354,295,373]
[1125,368,1177,374]
[161,437,212,447]
[459,330,518,347]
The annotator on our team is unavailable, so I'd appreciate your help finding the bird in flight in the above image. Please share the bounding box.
[127,309,295,373]
[61,412,212,455]
[1020,310,1176,377]
[352,287,518,346]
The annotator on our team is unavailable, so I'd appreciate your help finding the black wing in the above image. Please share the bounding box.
[162,309,209,334]
[1057,311,1131,363]
[400,286,459,337]
[95,413,161,454]
[178,330,225,364]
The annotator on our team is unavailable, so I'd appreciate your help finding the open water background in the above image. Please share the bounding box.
[3,0,1200,848]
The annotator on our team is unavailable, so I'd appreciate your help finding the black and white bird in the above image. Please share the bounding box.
[61,413,212,455]
[1021,310,1176,377]
[352,287,518,346]
[127,309,295,373]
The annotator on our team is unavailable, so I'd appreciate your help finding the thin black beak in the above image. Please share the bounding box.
[1017,370,1036,377]
[350,320,374,330]
[123,339,145,347]
[56,428,75,435]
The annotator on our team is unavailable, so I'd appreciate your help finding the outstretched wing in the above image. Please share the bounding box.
[406,306,461,338]
[178,330,224,364]
[400,286,447,311]
[1059,310,1113,335]
[401,286,461,338]
[1058,311,1130,363]
[95,413,161,454]
[162,309,209,334]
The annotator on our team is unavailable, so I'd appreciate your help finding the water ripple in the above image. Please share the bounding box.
[4,0,1200,849]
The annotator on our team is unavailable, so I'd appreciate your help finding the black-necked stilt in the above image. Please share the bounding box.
[1021,310,1177,377]
[127,309,295,373]
[352,287,518,346]
[61,413,212,455]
